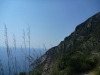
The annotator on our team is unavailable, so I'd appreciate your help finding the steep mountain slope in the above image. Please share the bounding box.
[31,12,100,75]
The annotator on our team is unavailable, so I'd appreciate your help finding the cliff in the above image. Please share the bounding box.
[31,12,100,75]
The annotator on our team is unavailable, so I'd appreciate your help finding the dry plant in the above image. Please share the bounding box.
[13,33,18,75]
[27,25,31,72]
[0,59,4,75]
[4,24,11,75]
[22,29,26,72]
[3,24,46,75]
[20,45,25,72]
[43,43,47,52]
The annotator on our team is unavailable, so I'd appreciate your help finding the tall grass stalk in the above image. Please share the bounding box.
[27,25,30,72]
[10,51,16,75]
[33,48,39,59]
[20,45,25,72]
[0,59,4,75]
[4,24,11,75]
[13,33,18,75]
[22,29,26,72]
[43,43,47,52]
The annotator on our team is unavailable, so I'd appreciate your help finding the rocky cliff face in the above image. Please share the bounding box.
[32,12,100,75]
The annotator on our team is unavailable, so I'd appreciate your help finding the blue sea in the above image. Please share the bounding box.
[0,46,46,75]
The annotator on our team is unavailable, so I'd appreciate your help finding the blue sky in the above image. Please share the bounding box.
[0,0,100,48]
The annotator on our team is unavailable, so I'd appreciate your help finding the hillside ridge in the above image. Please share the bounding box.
[32,12,100,75]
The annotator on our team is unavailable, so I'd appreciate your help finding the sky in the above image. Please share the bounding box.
[0,0,100,48]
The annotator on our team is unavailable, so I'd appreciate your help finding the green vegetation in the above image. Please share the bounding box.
[57,53,98,75]
[30,12,100,75]
[19,72,26,75]
[1,12,100,75]
[31,69,42,75]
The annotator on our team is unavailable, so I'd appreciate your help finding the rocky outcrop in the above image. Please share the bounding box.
[32,12,100,75]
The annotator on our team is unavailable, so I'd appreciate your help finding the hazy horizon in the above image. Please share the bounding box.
[0,0,100,48]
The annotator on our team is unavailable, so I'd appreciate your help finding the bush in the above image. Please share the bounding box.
[57,53,98,74]
[19,72,26,75]
[32,69,42,75]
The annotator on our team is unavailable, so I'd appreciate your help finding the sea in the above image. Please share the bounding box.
[0,46,46,75]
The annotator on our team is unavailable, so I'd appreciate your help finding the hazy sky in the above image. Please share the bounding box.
[0,0,100,48]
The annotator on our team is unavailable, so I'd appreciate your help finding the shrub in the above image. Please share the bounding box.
[32,69,42,75]
[19,72,26,75]
[58,53,98,75]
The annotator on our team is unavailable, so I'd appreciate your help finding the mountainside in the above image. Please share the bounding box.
[31,12,100,75]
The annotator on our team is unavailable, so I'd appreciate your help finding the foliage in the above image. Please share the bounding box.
[28,12,100,75]
[32,69,42,75]
[57,53,98,75]
[19,72,26,75]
